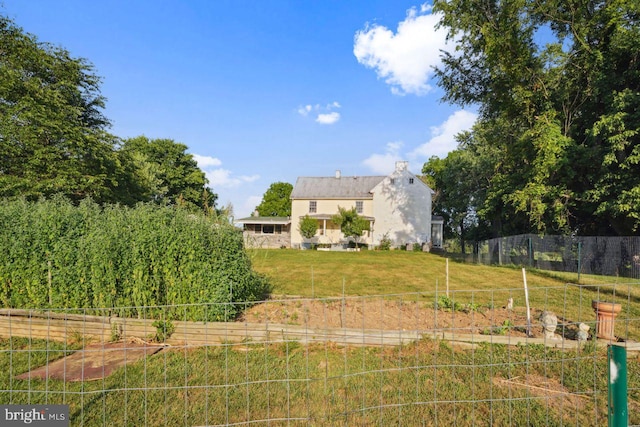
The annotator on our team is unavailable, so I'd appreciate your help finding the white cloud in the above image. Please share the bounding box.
[411,110,478,159]
[363,141,404,174]
[193,153,260,190]
[297,101,342,124]
[297,104,313,116]
[316,112,341,125]
[192,154,222,168]
[206,168,260,188]
[354,4,450,95]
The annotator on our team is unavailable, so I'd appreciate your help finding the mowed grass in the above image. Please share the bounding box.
[2,249,639,425]
[249,249,572,296]
[250,249,640,340]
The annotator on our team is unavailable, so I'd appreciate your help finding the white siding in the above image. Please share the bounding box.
[370,169,432,246]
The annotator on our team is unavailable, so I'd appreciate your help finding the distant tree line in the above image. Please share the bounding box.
[0,15,216,213]
[425,0,640,248]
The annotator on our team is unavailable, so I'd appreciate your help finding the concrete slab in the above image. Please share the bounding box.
[16,341,164,382]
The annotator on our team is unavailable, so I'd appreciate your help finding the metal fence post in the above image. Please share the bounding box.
[577,241,582,282]
[608,344,628,427]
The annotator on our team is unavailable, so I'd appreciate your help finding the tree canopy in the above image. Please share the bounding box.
[431,0,640,236]
[255,182,293,217]
[0,14,120,203]
[0,15,219,213]
[119,136,217,212]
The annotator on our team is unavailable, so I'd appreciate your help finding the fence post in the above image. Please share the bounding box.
[608,344,628,427]
[577,241,582,282]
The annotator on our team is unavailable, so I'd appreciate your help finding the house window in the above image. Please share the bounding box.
[263,225,274,234]
[254,224,262,234]
[390,178,395,184]
[309,201,317,213]
[409,178,414,184]
[356,201,363,214]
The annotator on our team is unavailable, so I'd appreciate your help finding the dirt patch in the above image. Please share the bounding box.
[16,340,164,382]
[242,298,551,338]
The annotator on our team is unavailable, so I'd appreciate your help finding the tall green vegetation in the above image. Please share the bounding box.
[430,0,640,236]
[0,197,270,320]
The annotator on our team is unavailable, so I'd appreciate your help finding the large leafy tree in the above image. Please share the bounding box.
[0,14,122,203]
[255,182,292,216]
[432,0,640,235]
[423,147,492,253]
[119,136,217,212]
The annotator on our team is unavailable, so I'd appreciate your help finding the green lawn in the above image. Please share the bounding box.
[2,337,637,426]
[249,249,563,296]
[250,249,640,340]
[1,249,639,425]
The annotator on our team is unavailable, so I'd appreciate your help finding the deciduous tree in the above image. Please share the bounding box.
[256,182,293,217]
[119,136,217,213]
[0,15,121,203]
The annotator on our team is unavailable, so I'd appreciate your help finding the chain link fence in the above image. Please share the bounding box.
[453,234,640,279]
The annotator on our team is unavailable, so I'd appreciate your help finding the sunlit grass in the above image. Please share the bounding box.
[2,337,638,425]
[249,249,640,340]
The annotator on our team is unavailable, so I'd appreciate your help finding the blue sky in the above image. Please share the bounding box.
[4,1,477,218]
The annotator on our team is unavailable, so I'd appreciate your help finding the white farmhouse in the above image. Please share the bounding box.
[289,161,443,249]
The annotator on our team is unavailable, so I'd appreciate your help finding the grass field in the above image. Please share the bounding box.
[249,249,640,341]
[1,249,639,426]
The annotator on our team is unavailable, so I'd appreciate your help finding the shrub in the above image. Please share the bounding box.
[0,197,271,321]
[377,233,392,251]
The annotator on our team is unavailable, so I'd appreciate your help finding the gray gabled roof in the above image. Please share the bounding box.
[291,176,385,199]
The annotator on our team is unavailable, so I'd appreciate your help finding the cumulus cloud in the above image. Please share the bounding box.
[316,112,341,125]
[362,141,404,174]
[205,168,260,188]
[411,110,478,159]
[192,153,260,190]
[297,101,341,124]
[192,154,222,168]
[354,3,450,95]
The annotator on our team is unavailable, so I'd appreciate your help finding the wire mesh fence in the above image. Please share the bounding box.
[1,282,639,426]
[452,234,640,279]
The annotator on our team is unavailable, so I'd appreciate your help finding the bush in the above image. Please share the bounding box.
[377,233,392,251]
[0,197,271,321]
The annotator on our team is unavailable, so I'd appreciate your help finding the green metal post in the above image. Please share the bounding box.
[608,344,628,427]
